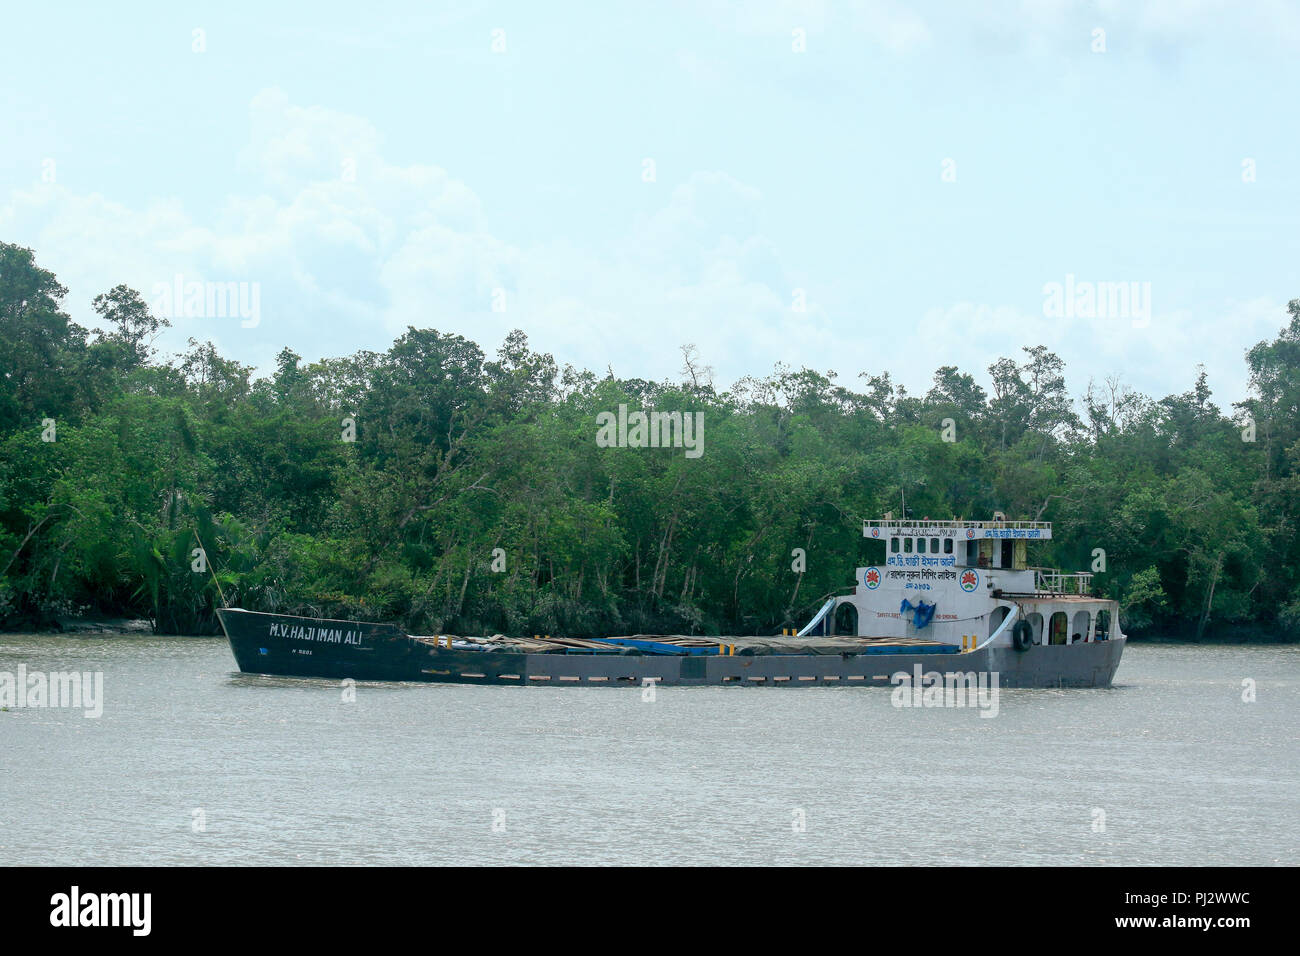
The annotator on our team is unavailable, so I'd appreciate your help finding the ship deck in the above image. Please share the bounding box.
[411,633,959,656]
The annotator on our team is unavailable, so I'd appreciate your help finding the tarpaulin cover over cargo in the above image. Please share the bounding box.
[413,633,954,656]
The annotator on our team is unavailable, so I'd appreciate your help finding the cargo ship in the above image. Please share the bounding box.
[217,516,1126,688]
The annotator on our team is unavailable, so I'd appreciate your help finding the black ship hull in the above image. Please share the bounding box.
[217,608,1125,688]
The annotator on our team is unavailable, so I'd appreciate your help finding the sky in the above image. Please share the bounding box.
[2,0,1297,406]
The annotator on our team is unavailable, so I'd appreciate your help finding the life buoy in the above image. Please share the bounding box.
[1011,619,1034,652]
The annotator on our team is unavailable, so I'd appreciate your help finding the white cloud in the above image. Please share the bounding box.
[0,89,812,386]
[0,87,1284,406]
[912,296,1286,407]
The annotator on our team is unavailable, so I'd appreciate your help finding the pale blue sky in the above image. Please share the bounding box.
[2,1,1297,404]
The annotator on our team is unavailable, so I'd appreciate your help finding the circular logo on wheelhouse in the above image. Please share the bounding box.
[959,569,980,592]
[863,567,881,589]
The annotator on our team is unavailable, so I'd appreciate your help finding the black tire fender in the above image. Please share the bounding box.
[1011,619,1034,652]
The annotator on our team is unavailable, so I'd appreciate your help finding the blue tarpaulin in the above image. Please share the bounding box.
[899,599,937,629]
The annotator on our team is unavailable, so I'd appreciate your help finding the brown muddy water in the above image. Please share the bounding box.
[0,635,1295,865]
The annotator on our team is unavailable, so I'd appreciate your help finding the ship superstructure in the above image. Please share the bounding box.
[826,517,1118,652]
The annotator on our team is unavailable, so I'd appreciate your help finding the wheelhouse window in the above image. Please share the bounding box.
[917,538,927,553]
[943,539,953,554]
[931,537,940,553]
[890,537,899,553]
[904,538,913,553]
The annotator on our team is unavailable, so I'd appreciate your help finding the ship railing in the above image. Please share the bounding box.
[863,519,1053,534]
[1030,569,1094,596]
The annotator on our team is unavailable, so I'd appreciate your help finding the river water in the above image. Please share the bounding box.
[0,635,1295,865]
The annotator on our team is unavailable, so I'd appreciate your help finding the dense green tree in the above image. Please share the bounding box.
[0,245,1295,640]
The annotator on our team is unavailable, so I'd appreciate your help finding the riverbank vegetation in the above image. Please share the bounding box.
[2,242,1297,640]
